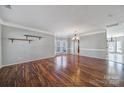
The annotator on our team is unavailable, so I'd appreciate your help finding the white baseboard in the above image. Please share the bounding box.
[1,55,55,68]
[70,53,107,60]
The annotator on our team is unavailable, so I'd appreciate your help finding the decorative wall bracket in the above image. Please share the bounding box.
[8,38,33,43]
[24,35,43,40]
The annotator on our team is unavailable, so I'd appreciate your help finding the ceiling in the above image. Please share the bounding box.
[0,5,124,37]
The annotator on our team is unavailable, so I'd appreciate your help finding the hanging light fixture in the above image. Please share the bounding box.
[72,31,80,41]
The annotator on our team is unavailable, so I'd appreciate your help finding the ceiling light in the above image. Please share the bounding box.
[72,31,80,41]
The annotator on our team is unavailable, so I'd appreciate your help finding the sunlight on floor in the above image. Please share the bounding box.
[55,55,67,70]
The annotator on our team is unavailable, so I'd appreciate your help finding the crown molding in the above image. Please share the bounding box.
[66,29,107,39]
[1,17,106,37]
[0,17,54,36]
[79,30,106,37]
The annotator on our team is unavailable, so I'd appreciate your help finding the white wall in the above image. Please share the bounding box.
[68,32,107,59]
[0,24,2,68]
[2,26,55,66]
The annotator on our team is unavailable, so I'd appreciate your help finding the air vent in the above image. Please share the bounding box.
[106,23,119,28]
[5,5,12,9]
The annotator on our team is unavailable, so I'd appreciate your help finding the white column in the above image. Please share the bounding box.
[0,24,2,68]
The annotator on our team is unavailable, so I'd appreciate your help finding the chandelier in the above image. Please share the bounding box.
[72,32,80,40]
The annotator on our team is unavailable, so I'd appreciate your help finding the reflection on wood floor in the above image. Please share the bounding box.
[107,53,124,64]
[0,54,124,87]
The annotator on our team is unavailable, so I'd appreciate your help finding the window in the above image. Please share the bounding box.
[56,39,67,53]
[107,37,123,53]
[117,41,122,53]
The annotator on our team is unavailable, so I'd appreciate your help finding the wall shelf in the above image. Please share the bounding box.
[24,35,43,40]
[8,38,33,43]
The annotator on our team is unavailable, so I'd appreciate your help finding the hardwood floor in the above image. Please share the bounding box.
[0,54,124,87]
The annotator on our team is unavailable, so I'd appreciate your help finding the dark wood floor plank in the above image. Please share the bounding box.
[0,54,124,87]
